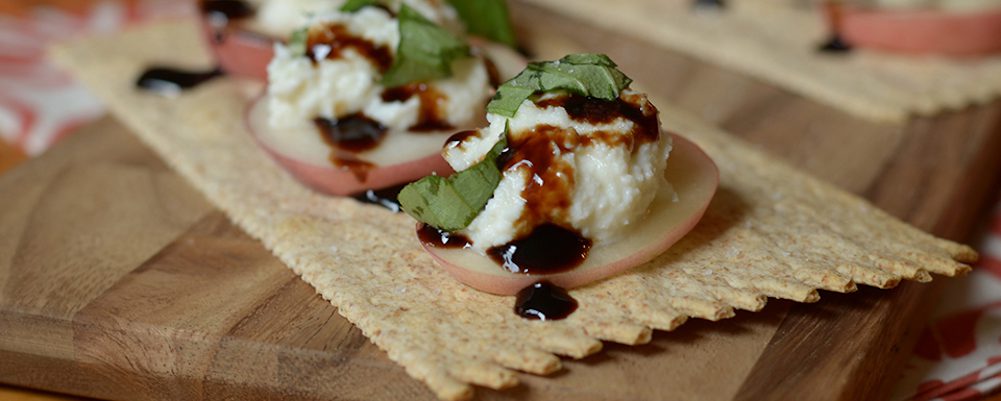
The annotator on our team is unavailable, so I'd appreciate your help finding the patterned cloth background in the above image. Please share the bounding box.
[0,0,187,154]
[0,1,998,400]
[892,207,1001,401]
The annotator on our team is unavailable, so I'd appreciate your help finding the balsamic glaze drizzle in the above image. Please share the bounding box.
[692,0,726,9]
[417,224,472,249]
[351,183,408,212]
[305,24,393,71]
[819,2,853,54]
[514,281,578,321]
[819,35,853,53]
[311,115,386,182]
[483,55,503,88]
[444,130,480,150]
[534,94,660,146]
[135,67,224,94]
[135,1,252,94]
[313,115,387,153]
[381,83,454,132]
[201,0,255,21]
[200,0,255,43]
[487,224,591,275]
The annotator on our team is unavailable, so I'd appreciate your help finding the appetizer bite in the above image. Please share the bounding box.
[822,0,1001,56]
[399,54,719,316]
[247,1,500,200]
[199,0,517,80]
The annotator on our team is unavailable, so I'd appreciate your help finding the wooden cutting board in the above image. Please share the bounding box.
[3,2,1001,400]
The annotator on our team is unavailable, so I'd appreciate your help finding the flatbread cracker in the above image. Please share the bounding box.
[50,20,976,401]
[518,0,1001,123]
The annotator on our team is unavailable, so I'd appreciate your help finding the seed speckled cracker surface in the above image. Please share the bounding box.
[51,20,976,401]
[520,0,1001,123]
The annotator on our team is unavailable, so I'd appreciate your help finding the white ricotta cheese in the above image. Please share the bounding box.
[254,0,340,38]
[251,0,461,38]
[265,7,492,134]
[444,90,673,251]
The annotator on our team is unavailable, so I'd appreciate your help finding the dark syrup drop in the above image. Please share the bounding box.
[819,3,852,54]
[534,94,660,145]
[200,0,255,20]
[487,223,591,275]
[200,0,255,43]
[514,281,578,321]
[313,114,386,181]
[380,84,454,132]
[819,35,853,53]
[692,0,726,9]
[306,24,393,71]
[371,4,397,17]
[417,224,471,249]
[444,129,480,150]
[483,55,503,88]
[335,158,376,182]
[380,86,415,103]
[135,67,224,94]
[351,183,407,212]
[313,115,387,152]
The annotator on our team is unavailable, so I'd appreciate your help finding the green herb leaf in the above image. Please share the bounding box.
[381,4,471,88]
[487,53,633,117]
[288,27,308,57]
[340,0,381,12]
[446,0,517,48]
[399,135,508,231]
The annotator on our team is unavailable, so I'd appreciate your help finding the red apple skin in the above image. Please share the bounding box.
[244,97,455,196]
[199,15,276,81]
[829,4,1001,57]
[420,134,720,296]
[255,140,454,196]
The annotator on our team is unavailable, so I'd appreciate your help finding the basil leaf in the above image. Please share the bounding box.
[288,27,308,57]
[340,0,380,12]
[399,135,508,231]
[381,5,471,88]
[446,0,517,48]
[487,53,633,117]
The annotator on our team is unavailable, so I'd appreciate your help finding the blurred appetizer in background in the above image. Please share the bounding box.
[199,0,518,80]
[855,0,1001,11]
[138,0,524,209]
[247,1,516,202]
[821,0,1001,56]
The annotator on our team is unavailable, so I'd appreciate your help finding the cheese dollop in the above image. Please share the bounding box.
[265,6,491,134]
[443,90,673,251]
[253,0,339,38]
[252,0,461,38]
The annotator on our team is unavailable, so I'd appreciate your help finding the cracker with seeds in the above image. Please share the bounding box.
[50,20,976,401]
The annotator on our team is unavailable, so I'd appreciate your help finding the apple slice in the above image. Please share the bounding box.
[201,23,275,81]
[420,133,719,295]
[246,95,456,196]
[198,3,276,81]
[829,4,1001,57]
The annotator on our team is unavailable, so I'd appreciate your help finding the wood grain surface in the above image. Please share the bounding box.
[2,1,1001,401]
[0,139,27,174]
[0,386,92,401]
